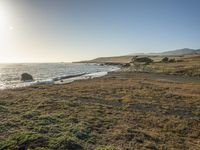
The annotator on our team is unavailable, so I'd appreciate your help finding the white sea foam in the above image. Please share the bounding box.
[0,63,119,89]
[54,71,109,84]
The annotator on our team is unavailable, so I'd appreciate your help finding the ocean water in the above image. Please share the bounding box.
[0,63,119,89]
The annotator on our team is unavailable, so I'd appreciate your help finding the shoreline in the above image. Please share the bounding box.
[0,64,121,90]
[2,69,200,92]
[2,62,200,91]
[54,65,121,84]
[1,71,200,149]
[54,71,109,84]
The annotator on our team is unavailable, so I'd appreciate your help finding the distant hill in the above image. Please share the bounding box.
[161,48,200,55]
[129,48,200,56]
[79,56,133,64]
[79,48,200,64]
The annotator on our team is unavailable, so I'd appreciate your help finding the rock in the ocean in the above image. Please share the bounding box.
[21,73,33,81]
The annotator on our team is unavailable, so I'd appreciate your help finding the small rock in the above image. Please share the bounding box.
[21,73,33,81]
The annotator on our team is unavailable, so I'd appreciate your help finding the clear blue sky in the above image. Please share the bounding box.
[0,0,200,62]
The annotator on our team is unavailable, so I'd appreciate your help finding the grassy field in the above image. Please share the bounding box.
[80,54,200,77]
[140,55,200,77]
[0,71,200,150]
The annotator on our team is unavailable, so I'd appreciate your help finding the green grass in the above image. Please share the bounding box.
[145,55,200,77]
[95,146,121,150]
[0,70,200,149]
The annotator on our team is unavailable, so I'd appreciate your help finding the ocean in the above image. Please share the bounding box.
[0,63,119,89]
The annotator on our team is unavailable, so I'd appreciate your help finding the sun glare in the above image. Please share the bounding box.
[0,4,16,63]
[0,4,13,33]
[0,8,7,31]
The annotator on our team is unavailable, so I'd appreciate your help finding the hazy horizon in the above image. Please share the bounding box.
[0,0,200,63]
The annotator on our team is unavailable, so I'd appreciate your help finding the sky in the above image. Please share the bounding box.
[0,0,200,63]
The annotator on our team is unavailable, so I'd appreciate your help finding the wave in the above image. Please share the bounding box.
[53,73,86,81]
[0,64,120,90]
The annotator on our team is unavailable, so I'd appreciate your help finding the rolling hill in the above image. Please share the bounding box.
[79,48,200,64]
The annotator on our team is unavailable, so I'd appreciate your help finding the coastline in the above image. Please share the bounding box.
[0,71,200,149]
[0,63,120,90]
[1,55,200,149]
[54,65,120,84]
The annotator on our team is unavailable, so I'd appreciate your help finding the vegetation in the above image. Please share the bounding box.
[161,57,169,62]
[161,57,176,63]
[0,70,200,149]
[146,55,200,77]
[132,57,153,65]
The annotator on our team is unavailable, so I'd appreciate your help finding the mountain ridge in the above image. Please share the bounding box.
[78,48,200,64]
[129,48,200,56]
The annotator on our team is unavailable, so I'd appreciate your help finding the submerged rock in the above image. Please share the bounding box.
[21,73,33,81]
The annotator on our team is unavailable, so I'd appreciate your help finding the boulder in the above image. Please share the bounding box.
[132,57,153,64]
[21,73,33,81]
[168,58,176,63]
[162,57,169,63]
[162,57,176,63]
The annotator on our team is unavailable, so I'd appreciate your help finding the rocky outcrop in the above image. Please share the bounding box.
[21,73,33,81]
[162,57,169,62]
[122,63,131,67]
[162,57,176,63]
[132,57,153,65]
